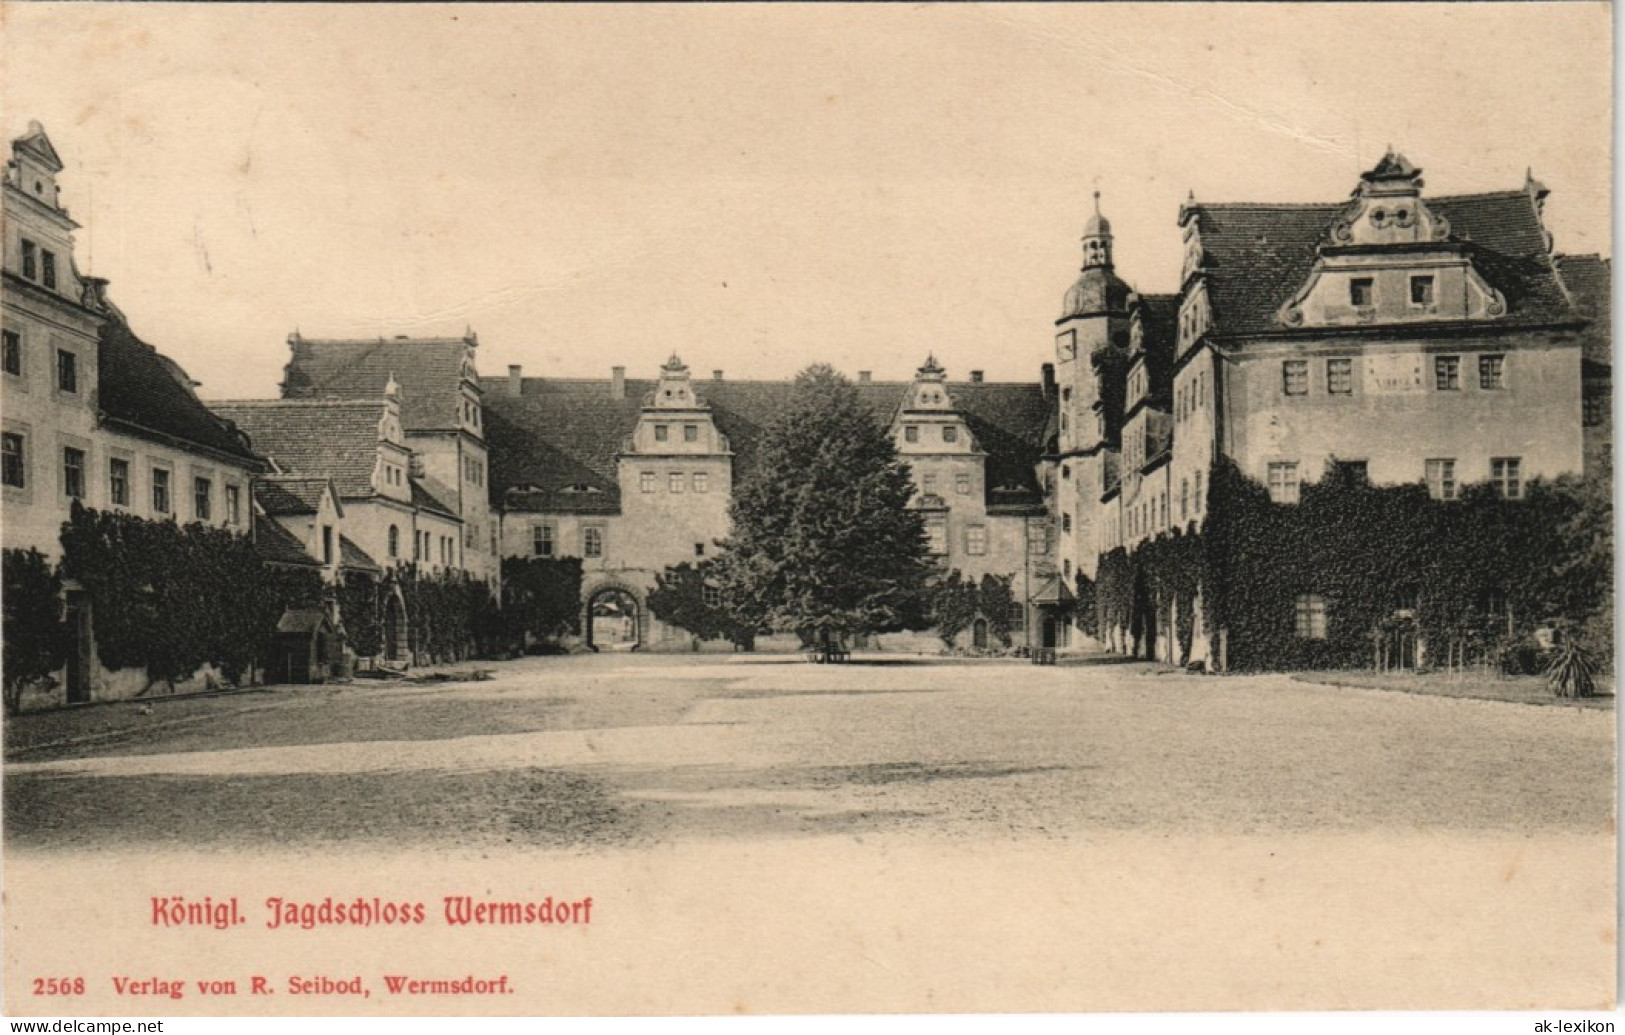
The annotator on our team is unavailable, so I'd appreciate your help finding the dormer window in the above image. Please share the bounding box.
[1409,275,1435,307]
[1349,278,1375,308]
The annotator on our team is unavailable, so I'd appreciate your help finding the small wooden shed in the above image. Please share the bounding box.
[273,608,339,684]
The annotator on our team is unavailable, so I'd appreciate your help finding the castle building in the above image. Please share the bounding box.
[484,357,1054,650]
[1057,153,1605,667]
[276,331,499,586]
[2,123,267,703]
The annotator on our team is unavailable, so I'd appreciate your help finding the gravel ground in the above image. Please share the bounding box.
[5,654,1614,851]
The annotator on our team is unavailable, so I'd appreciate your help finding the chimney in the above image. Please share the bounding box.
[611,366,626,399]
[507,364,522,396]
[713,370,724,381]
[858,371,872,383]
[1041,363,1056,398]
[970,370,984,383]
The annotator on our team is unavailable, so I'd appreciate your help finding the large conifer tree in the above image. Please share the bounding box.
[713,364,932,644]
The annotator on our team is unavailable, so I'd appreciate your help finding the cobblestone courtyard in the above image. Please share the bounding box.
[5,654,1613,850]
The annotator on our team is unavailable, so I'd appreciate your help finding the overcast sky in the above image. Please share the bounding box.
[4,3,1612,399]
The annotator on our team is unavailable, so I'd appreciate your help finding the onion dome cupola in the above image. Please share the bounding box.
[1061,191,1133,320]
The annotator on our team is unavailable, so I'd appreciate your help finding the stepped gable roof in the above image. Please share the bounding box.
[1186,190,1577,336]
[411,476,461,520]
[339,535,382,575]
[96,311,264,467]
[483,375,1052,515]
[253,513,321,569]
[212,399,389,500]
[281,335,474,431]
[254,477,336,517]
[1554,253,1612,368]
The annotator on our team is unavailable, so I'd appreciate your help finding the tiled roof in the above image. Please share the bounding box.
[281,336,474,431]
[254,513,321,568]
[97,311,264,466]
[1132,293,1180,403]
[410,476,461,520]
[1555,254,1612,367]
[254,477,334,518]
[482,376,1052,514]
[339,535,382,575]
[212,400,387,500]
[1188,190,1578,336]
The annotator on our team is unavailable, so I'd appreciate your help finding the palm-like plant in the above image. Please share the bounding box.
[1545,637,1598,698]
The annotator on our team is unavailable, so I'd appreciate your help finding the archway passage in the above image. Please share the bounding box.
[972,617,989,650]
[383,593,407,663]
[587,587,641,651]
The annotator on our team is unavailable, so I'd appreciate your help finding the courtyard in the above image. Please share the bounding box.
[5,653,1613,848]
[3,654,1615,1014]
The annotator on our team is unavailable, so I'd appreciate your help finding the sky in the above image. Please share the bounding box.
[3,3,1613,400]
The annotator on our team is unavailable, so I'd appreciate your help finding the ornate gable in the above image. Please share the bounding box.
[1278,150,1507,328]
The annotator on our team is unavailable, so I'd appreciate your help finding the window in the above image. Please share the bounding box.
[1029,523,1050,556]
[965,524,987,556]
[582,527,603,558]
[62,447,85,499]
[1009,601,1026,630]
[654,424,669,442]
[109,458,130,506]
[152,468,171,514]
[1063,559,1072,580]
[1282,360,1308,396]
[1333,460,1368,483]
[692,472,709,493]
[41,251,56,290]
[1479,355,1505,390]
[1267,462,1300,504]
[1410,275,1435,307]
[1180,478,1189,520]
[1491,457,1522,499]
[943,426,958,444]
[1424,460,1457,501]
[390,525,402,558]
[194,477,212,521]
[441,537,451,566]
[21,239,36,280]
[925,515,948,555]
[1061,465,1071,481]
[56,350,77,394]
[1294,594,1327,639]
[955,473,970,495]
[2,432,23,488]
[904,425,919,444]
[694,542,706,558]
[321,526,334,565]
[922,473,936,493]
[640,471,655,493]
[1327,358,1353,395]
[1193,469,1203,512]
[3,330,19,376]
[1349,277,1374,307]
[703,584,722,609]
[1585,393,1608,427]
[669,472,684,493]
[1061,513,1072,534]
[684,424,698,443]
[1434,356,1460,391]
[1062,387,1072,403]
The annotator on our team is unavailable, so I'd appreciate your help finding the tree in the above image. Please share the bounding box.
[928,570,978,647]
[3,548,67,714]
[712,364,933,645]
[648,560,759,648]
[501,556,584,647]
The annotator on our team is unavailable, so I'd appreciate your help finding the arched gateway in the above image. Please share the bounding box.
[583,584,643,651]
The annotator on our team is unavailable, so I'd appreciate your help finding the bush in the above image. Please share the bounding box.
[3,548,67,714]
